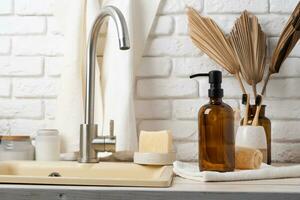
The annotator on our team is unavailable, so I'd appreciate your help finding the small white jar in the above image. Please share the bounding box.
[0,136,34,161]
[35,129,60,161]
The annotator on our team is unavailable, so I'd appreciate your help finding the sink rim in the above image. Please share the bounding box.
[0,161,174,187]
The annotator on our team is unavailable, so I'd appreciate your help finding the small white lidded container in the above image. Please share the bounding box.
[0,135,34,161]
[35,129,60,161]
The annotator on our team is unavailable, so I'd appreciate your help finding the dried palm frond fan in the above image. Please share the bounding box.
[230,11,266,97]
[187,7,246,94]
[229,11,267,125]
[261,2,300,95]
[248,2,300,126]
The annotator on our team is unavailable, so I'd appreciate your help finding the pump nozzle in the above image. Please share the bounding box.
[190,73,209,79]
[190,70,223,98]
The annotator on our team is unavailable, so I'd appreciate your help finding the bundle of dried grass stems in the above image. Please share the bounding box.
[187,3,300,126]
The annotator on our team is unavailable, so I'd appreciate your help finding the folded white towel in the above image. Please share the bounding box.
[173,161,300,182]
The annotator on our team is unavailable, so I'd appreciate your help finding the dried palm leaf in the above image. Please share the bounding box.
[229,11,267,98]
[261,2,300,95]
[187,7,246,94]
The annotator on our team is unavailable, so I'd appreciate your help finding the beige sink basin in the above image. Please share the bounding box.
[0,161,173,187]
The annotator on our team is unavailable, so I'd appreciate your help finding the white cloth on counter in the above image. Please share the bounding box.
[53,0,161,153]
[173,161,300,182]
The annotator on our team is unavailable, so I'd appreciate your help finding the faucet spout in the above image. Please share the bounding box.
[79,6,130,163]
[85,6,130,125]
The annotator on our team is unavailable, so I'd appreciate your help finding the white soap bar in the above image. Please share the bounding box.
[139,130,173,153]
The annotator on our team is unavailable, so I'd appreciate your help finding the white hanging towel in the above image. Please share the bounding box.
[53,0,161,153]
[173,161,300,182]
[53,0,101,153]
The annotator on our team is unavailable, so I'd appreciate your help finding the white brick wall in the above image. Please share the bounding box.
[205,0,269,13]
[0,0,13,15]
[0,37,11,54]
[15,0,54,15]
[0,16,45,34]
[0,0,300,162]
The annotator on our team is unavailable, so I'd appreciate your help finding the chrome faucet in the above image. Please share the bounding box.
[79,6,130,163]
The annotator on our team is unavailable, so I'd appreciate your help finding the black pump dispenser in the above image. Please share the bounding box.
[190,70,224,98]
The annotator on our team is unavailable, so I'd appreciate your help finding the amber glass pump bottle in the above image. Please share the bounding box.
[190,70,235,172]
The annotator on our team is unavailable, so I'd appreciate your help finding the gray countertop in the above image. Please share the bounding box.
[0,176,300,200]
